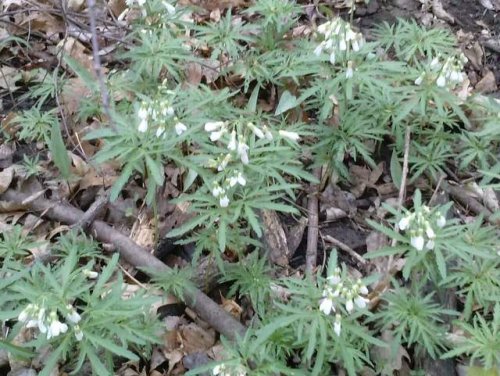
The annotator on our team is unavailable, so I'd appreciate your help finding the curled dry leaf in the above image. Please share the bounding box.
[0,166,14,194]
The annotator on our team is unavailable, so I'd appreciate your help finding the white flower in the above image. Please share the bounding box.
[83,269,98,279]
[220,195,229,208]
[278,130,300,142]
[138,119,148,133]
[426,239,435,250]
[205,121,225,132]
[212,184,223,197]
[345,66,353,79]
[18,304,34,323]
[138,106,148,120]
[415,73,425,86]
[210,130,226,142]
[175,122,187,135]
[327,274,341,286]
[156,126,165,138]
[398,216,411,231]
[47,312,68,339]
[262,125,273,140]
[237,139,250,165]
[339,39,347,51]
[430,57,440,69]
[334,314,342,336]
[436,215,446,228]
[66,305,81,324]
[163,1,175,14]
[411,235,425,251]
[227,130,237,151]
[319,297,334,315]
[436,75,446,87]
[74,325,83,341]
[229,172,246,187]
[248,123,265,139]
[354,295,369,309]
[137,0,146,6]
[213,364,225,375]
[426,226,435,239]
[329,52,336,65]
[162,106,175,117]
[345,298,354,313]
[352,39,360,52]
[359,284,369,295]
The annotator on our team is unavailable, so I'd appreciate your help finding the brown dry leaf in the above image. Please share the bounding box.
[0,166,14,194]
[185,62,203,86]
[19,12,64,40]
[180,323,216,353]
[61,78,93,115]
[108,0,127,16]
[62,37,93,72]
[464,42,484,71]
[0,66,21,91]
[475,70,497,93]
[221,295,243,319]
[164,349,183,375]
[431,0,455,24]
[131,213,155,249]
[68,0,86,10]
[482,187,499,212]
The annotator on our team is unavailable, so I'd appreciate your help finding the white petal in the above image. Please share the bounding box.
[346,299,354,313]
[354,296,368,309]
[219,196,229,207]
[138,107,148,119]
[345,67,353,78]
[237,173,246,186]
[175,122,187,135]
[278,130,300,141]
[426,240,435,250]
[75,327,84,341]
[227,130,237,150]
[205,121,224,132]
[138,119,148,133]
[210,130,225,141]
[339,39,347,51]
[436,216,446,228]
[163,1,175,14]
[426,226,435,239]
[329,52,336,65]
[319,298,333,315]
[334,320,341,336]
[411,236,425,251]
[156,126,165,138]
[398,216,410,231]
[327,275,341,286]
[436,75,446,87]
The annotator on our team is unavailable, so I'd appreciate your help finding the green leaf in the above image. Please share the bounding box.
[0,339,35,359]
[183,169,198,191]
[247,85,259,113]
[434,248,447,279]
[218,221,226,252]
[167,214,210,238]
[275,90,298,115]
[145,155,164,186]
[250,314,301,353]
[244,205,262,237]
[48,122,71,180]
[86,333,139,361]
[390,150,402,189]
[110,162,135,201]
[86,347,112,376]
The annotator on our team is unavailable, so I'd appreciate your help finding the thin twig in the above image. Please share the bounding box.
[322,234,368,269]
[305,167,322,276]
[86,0,116,130]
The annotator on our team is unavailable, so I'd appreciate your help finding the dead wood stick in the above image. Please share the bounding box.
[323,234,368,270]
[305,167,322,276]
[72,190,110,230]
[0,189,246,340]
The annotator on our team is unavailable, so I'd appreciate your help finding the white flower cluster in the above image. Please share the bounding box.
[204,121,300,208]
[398,206,446,251]
[137,98,186,137]
[314,18,364,65]
[18,303,83,341]
[415,54,468,88]
[319,268,369,336]
[212,363,246,376]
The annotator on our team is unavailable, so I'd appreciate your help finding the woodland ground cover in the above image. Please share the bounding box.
[0,0,499,375]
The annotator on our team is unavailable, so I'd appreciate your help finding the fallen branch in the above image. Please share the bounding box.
[0,189,246,340]
[305,167,322,276]
[322,234,368,271]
